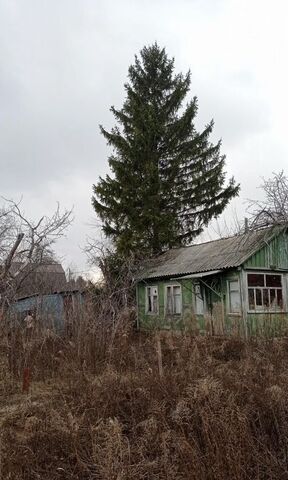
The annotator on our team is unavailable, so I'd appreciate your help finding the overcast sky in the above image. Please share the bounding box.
[1,0,287,276]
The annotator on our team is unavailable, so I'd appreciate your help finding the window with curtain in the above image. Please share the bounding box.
[146,286,158,314]
[194,283,204,314]
[228,280,241,313]
[166,285,182,314]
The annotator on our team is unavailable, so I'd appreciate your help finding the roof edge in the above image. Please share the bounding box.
[236,225,287,267]
[137,225,288,281]
[137,267,230,282]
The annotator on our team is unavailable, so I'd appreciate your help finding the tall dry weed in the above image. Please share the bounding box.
[2,309,288,478]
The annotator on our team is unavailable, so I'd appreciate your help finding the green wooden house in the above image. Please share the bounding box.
[136,226,288,336]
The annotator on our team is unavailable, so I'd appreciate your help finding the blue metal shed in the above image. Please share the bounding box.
[12,290,84,331]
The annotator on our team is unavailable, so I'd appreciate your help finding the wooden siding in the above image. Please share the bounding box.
[244,230,288,269]
[137,271,245,335]
[137,269,288,337]
[137,230,288,336]
[247,312,288,336]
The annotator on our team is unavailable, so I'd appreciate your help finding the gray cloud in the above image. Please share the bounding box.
[0,0,287,273]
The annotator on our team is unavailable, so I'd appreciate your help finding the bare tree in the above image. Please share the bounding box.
[0,198,73,314]
[85,238,140,318]
[248,171,288,228]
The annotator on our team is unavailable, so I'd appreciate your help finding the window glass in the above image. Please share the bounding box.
[248,289,255,310]
[266,274,282,287]
[263,289,269,307]
[148,292,152,311]
[173,286,181,296]
[165,285,182,315]
[195,284,204,314]
[248,274,264,287]
[166,286,173,314]
[152,295,158,312]
[230,291,241,312]
[146,286,158,314]
[255,289,262,306]
[174,294,182,314]
[270,289,276,307]
[229,281,239,292]
[277,290,283,309]
[247,273,284,311]
[228,280,241,313]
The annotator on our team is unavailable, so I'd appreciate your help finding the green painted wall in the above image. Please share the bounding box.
[137,231,288,337]
[137,279,190,331]
[246,313,288,337]
[137,270,246,335]
[137,271,288,337]
[244,230,288,269]
[242,230,288,336]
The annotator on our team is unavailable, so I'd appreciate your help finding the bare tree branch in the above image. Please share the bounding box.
[3,233,24,278]
[247,171,288,228]
[0,197,73,312]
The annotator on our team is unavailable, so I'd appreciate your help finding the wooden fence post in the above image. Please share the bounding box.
[22,367,31,393]
[156,335,163,379]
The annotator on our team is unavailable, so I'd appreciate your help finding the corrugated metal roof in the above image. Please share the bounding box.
[139,226,285,280]
[11,262,67,298]
[9,262,65,275]
[15,289,84,302]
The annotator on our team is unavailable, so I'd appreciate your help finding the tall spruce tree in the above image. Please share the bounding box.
[92,44,240,256]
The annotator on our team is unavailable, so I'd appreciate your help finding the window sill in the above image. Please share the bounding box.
[247,310,288,314]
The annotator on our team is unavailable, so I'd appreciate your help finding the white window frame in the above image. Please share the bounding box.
[227,279,241,314]
[165,284,182,315]
[246,272,285,313]
[145,285,159,315]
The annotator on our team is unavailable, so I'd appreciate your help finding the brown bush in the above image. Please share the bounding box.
[2,314,288,479]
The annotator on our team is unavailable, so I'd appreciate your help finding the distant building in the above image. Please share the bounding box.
[12,289,85,332]
[11,262,67,298]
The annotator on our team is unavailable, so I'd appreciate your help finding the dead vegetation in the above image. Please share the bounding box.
[2,313,288,479]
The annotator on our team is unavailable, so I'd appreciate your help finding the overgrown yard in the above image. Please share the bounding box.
[2,326,288,479]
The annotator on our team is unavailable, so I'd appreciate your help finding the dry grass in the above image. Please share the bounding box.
[2,314,288,479]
